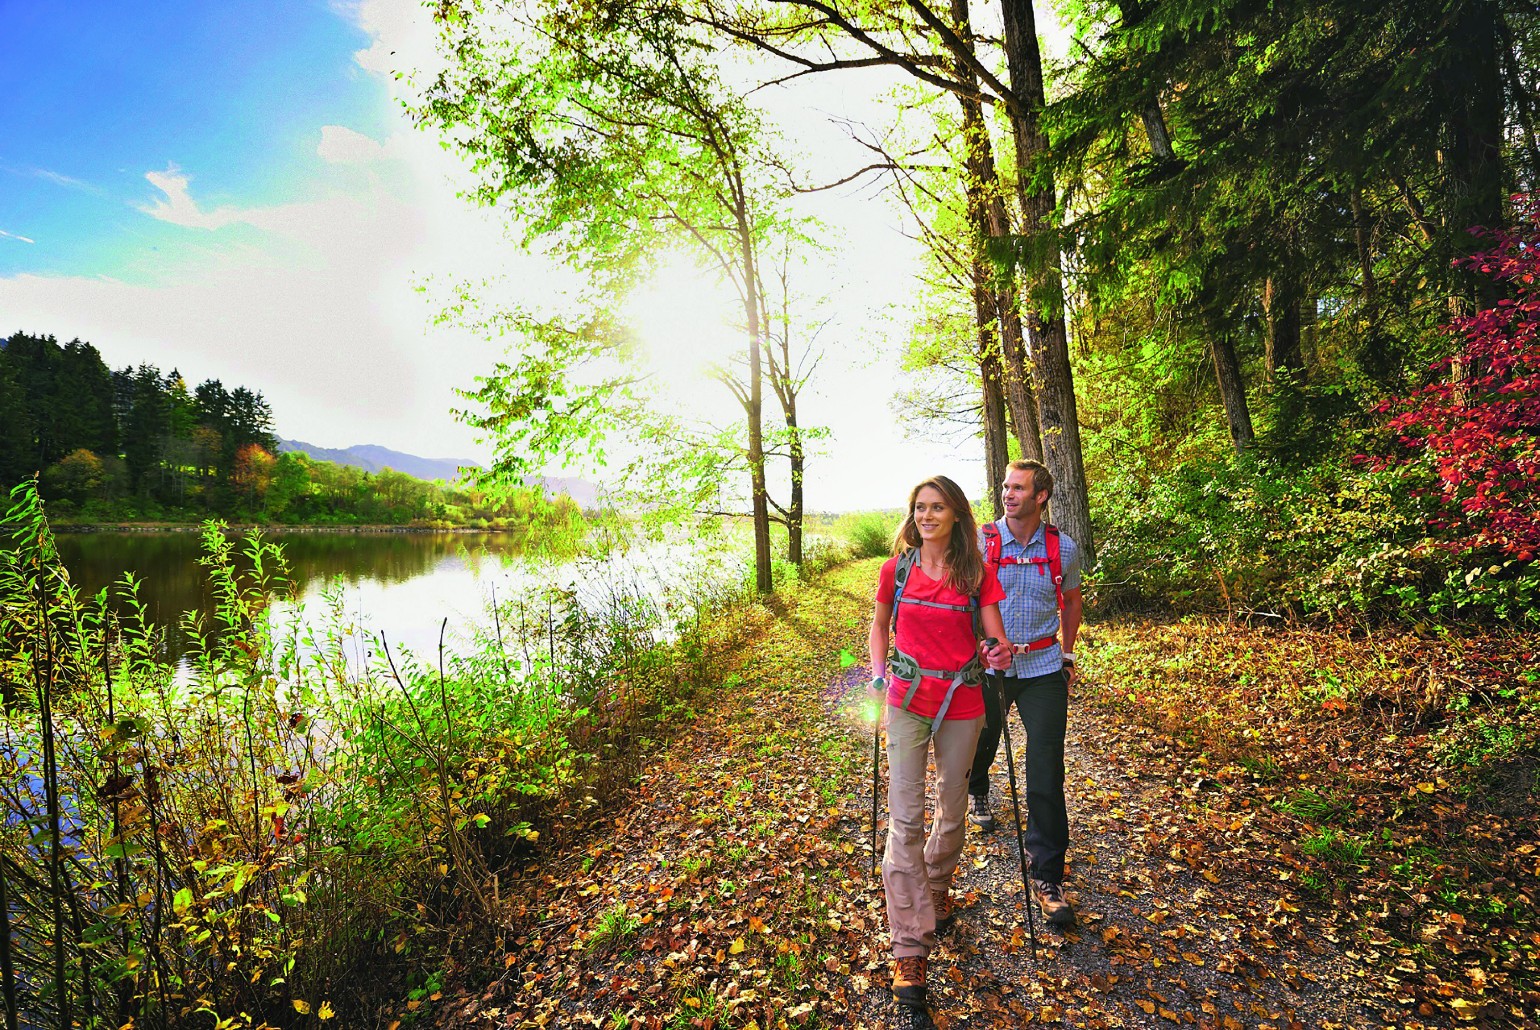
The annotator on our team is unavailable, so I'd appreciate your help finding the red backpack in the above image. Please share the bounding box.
[982,520,1065,611]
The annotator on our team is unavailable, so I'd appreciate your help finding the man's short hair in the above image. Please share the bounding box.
[1007,459,1053,499]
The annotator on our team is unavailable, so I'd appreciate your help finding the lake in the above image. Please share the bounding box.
[47,528,751,667]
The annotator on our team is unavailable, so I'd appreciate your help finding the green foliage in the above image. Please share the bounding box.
[0,330,283,517]
[832,511,897,560]
[586,903,642,953]
[0,481,759,1027]
[1089,439,1540,625]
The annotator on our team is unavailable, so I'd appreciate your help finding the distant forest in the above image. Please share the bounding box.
[0,331,583,533]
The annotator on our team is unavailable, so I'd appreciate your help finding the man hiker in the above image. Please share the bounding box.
[969,459,1083,926]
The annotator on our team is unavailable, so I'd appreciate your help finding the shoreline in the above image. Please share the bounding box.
[44,522,519,535]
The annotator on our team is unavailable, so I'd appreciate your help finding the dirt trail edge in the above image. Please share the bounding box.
[440,559,1442,1030]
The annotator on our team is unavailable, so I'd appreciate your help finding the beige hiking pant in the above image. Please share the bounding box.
[882,706,984,958]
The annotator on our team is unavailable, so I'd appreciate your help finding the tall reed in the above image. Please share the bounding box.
[0,480,761,1028]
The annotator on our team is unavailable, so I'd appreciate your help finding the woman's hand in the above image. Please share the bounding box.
[980,638,1014,672]
[867,676,888,727]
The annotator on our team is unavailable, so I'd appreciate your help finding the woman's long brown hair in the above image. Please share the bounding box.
[891,474,984,596]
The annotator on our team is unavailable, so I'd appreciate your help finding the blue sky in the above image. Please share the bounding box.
[0,0,1023,510]
[0,0,387,281]
[0,0,529,465]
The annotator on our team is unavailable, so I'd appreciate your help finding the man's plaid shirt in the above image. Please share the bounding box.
[978,518,1082,680]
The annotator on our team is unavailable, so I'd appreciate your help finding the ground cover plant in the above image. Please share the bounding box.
[0,481,762,1029]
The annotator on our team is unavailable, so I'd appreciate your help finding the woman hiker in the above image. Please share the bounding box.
[868,474,1013,1013]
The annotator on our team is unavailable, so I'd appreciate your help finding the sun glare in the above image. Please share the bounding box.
[625,256,742,412]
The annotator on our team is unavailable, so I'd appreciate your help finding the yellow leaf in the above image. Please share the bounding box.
[1416,782,1435,794]
[1136,999,1155,1014]
[318,1001,335,1020]
[730,937,747,954]
[684,997,702,1009]
[749,915,767,933]
[293,1000,311,1015]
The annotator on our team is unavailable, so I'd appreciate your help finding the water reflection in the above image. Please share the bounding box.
[50,531,547,663]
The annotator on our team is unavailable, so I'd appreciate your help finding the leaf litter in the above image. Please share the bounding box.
[426,560,1535,1029]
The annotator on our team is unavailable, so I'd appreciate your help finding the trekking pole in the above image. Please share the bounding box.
[871,706,881,877]
[984,638,1037,962]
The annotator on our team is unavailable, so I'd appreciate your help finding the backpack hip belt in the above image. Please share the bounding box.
[890,647,985,736]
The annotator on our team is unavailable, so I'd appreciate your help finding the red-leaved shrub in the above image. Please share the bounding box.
[1375,195,1540,562]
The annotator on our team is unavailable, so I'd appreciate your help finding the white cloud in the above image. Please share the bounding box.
[139,165,246,230]
[35,168,99,193]
[5,0,983,510]
[0,228,36,244]
[318,125,388,164]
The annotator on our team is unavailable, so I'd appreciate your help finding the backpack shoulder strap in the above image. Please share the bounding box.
[1045,524,1064,610]
[981,521,1002,568]
[890,548,917,630]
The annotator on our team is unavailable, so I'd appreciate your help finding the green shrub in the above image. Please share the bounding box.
[0,480,755,1028]
[1089,443,1539,626]
[838,511,897,559]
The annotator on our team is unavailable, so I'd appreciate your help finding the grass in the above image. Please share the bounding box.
[826,510,899,559]
[1273,787,1355,824]
[1301,827,1369,870]
[586,903,642,952]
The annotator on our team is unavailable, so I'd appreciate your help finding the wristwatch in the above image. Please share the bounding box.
[871,675,888,688]
[1061,652,1076,667]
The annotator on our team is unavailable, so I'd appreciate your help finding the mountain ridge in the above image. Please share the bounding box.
[276,438,598,507]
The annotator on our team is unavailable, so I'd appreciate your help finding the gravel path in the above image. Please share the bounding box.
[839,696,1419,1029]
[442,565,1468,1030]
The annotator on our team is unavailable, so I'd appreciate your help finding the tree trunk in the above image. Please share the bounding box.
[949,0,1043,464]
[1350,186,1377,305]
[1441,0,1504,314]
[734,192,772,593]
[785,401,804,565]
[995,292,1044,461]
[1262,277,1303,382]
[1211,334,1255,452]
[976,279,1010,516]
[999,0,1095,562]
[1141,105,1174,161]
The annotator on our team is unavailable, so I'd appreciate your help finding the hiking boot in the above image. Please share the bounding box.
[891,955,927,1009]
[892,1003,937,1029]
[967,793,995,832]
[931,879,955,935]
[1031,878,1075,926]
